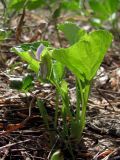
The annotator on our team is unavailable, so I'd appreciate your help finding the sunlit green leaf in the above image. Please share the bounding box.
[12,47,39,73]
[61,0,80,11]
[11,41,50,73]
[52,30,112,81]
[49,61,64,85]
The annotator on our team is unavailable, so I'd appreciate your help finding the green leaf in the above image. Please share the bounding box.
[50,150,64,160]
[39,48,52,82]
[8,0,27,11]
[58,22,86,45]
[52,6,61,19]
[60,80,68,97]
[11,41,50,73]
[71,120,81,138]
[59,80,72,119]
[8,0,45,11]
[27,0,44,10]
[61,0,80,11]
[50,61,64,85]
[14,41,50,51]
[22,74,33,91]
[52,61,64,83]
[52,30,112,81]
[12,47,39,73]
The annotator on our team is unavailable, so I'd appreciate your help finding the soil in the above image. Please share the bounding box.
[0,9,120,160]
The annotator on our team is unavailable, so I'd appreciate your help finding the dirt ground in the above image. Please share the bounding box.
[0,10,120,160]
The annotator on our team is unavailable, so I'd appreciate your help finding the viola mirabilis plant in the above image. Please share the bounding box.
[12,23,113,154]
[51,22,113,140]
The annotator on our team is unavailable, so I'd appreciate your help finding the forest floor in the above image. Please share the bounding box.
[0,10,120,160]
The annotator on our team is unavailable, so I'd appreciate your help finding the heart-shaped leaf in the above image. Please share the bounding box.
[52,30,112,81]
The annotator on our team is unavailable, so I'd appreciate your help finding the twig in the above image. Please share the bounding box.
[96,88,115,111]
[0,139,30,151]
[1,148,9,160]
[100,147,120,160]
[28,92,37,117]
[21,151,32,160]
[16,9,25,43]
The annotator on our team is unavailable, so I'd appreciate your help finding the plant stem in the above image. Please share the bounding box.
[75,77,81,120]
[77,80,90,139]
[54,89,59,129]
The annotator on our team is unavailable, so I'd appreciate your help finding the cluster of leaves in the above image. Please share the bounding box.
[89,0,120,20]
[1,0,120,32]
[7,0,81,11]
[4,0,81,18]
[11,22,112,159]
[88,0,120,28]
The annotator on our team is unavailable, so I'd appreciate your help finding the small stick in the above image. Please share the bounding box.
[0,139,30,151]
[16,9,25,43]
[1,148,9,160]
[96,88,115,111]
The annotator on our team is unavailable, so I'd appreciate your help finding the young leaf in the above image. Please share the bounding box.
[11,41,50,73]
[39,48,52,82]
[22,74,33,91]
[50,61,64,85]
[60,80,72,120]
[52,30,112,81]
[13,41,50,52]
[12,47,39,73]
[71,120,81,139]
[50,150,64,160]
